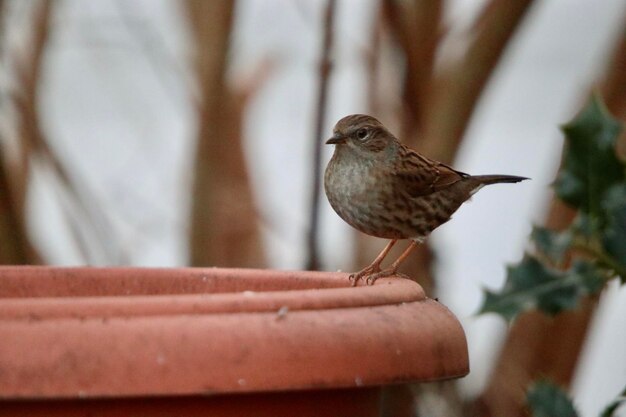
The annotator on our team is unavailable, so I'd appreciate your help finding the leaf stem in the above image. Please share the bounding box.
[570,243,626,280]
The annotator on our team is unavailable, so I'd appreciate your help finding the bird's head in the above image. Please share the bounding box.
[326,114,397,154]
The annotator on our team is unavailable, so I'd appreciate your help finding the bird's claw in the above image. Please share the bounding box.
[365,274,377,286]
[348,273,358,287]
[348,264,381,287]
[349,266,398,286]
[365,268,398,285]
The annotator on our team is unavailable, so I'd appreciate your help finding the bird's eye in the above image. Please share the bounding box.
[355,128,368,140]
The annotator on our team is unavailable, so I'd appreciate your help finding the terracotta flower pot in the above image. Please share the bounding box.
[0,267,468,417]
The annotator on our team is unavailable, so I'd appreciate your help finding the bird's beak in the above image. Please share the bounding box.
[326,134,346,145]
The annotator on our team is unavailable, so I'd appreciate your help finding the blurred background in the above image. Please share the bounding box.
[0,0,624,416]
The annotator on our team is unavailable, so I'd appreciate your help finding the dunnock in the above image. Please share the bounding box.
[324,114,528,286]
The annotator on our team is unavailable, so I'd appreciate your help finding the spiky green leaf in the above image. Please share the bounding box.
[479,256,605,321]
[554,95,624,222]
[570,213,598,238]
[601,185,626,282]
[532,226,573,263]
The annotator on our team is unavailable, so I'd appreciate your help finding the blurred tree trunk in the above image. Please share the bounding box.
[0,0,29,264]
[473,22,626,417]
[0,1,51,265]
[603,23,626,156]
[0,153,38,264]
[382,0,442,140]
[187,1,265,268]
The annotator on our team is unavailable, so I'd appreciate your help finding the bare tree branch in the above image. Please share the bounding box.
[382,0,443,140]
[0,146,40,264]
[10,0,52,221]
[306,0,336,271]
[10,1,125,264]
[0,1,51,264]
[420,0,535,164]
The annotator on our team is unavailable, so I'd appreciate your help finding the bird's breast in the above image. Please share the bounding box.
[324,154,402,238]
[325,156,383,206]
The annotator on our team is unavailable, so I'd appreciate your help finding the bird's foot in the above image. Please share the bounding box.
[364,267,399,285]
[348,264,381,287]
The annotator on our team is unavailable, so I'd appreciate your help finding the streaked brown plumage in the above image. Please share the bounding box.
[324,114,528,286]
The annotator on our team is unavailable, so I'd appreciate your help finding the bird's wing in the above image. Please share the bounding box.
[393,148,469,197]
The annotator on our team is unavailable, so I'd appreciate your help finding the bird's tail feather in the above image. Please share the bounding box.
[472,174,529,185]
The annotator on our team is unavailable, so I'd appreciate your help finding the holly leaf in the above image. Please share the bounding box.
[601,185,626,282]
[532,226,573,263]
[480,256,559,320]
[479,256,605,321]
[570,212,598,239]
[570,260,606,295]
[554,95,624,222]
[527,381,579,417]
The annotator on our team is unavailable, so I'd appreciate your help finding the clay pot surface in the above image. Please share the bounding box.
[0,266,468,415]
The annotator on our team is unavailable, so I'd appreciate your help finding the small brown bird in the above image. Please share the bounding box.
[324,114,528,286]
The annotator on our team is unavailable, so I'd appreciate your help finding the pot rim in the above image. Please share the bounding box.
[0,267,425,319]
[0,267,469,399]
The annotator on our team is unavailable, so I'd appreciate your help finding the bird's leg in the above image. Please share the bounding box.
[349,240,397,286]
[365,240,419,285]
